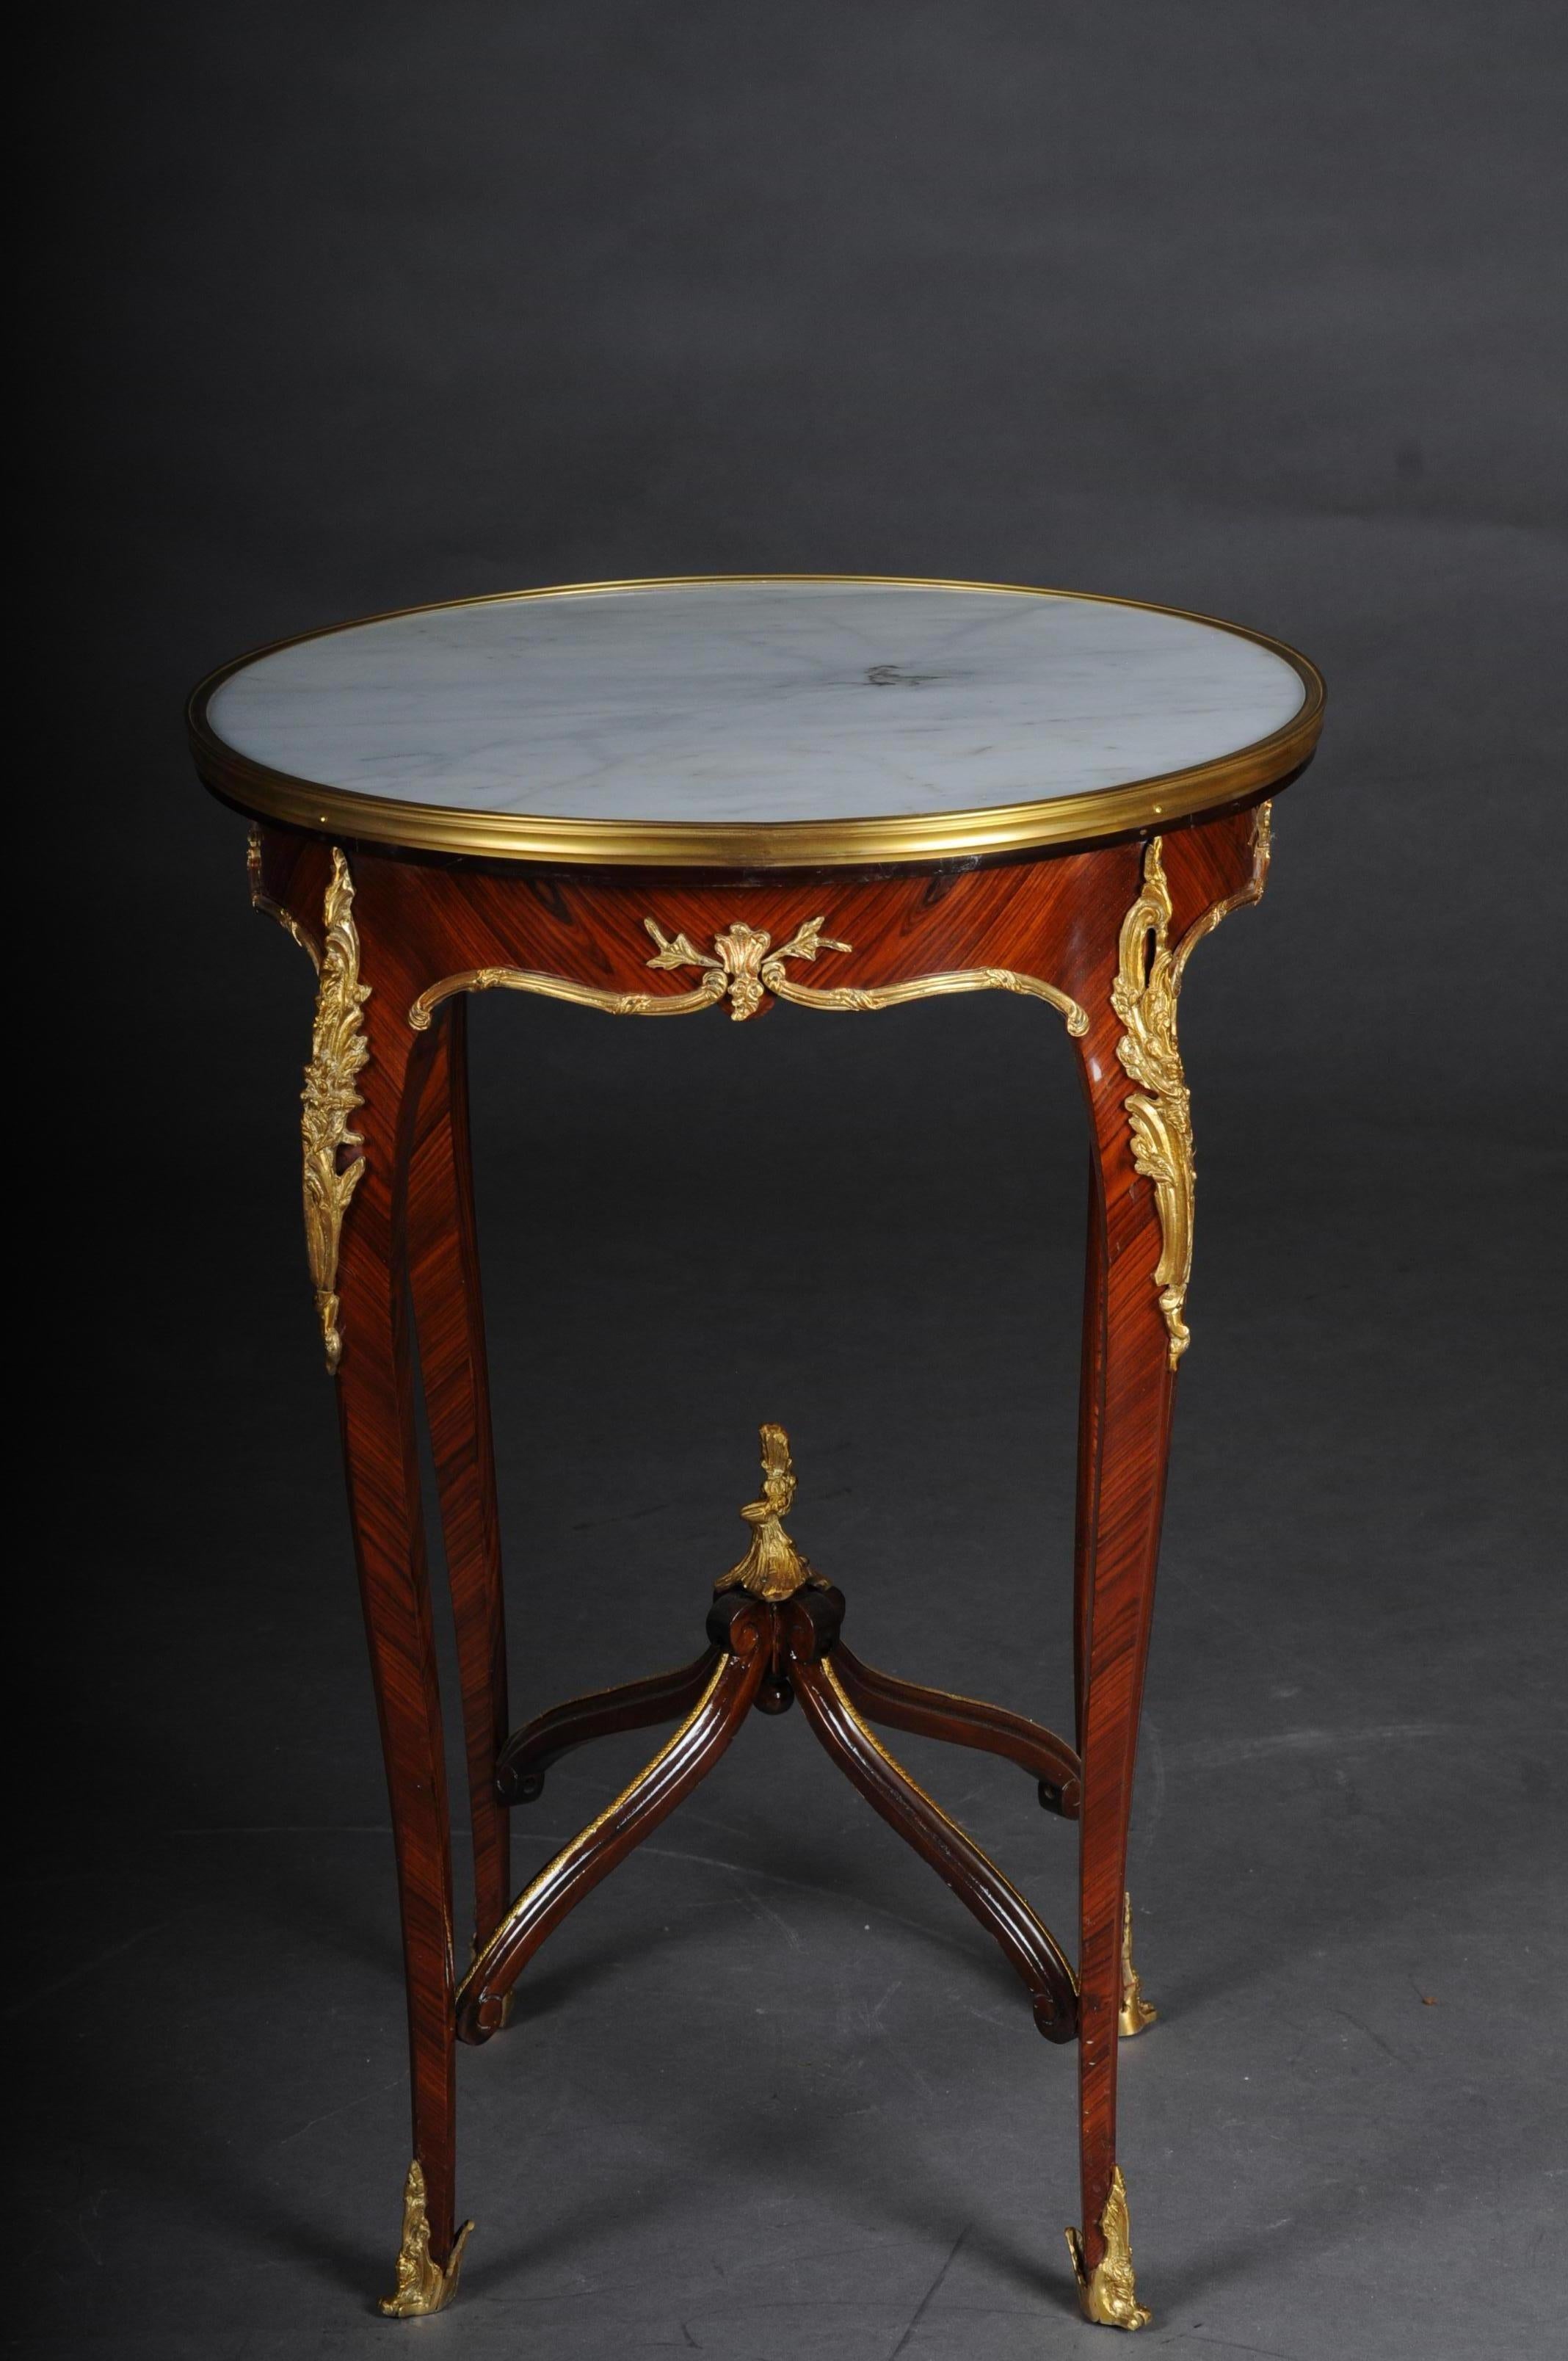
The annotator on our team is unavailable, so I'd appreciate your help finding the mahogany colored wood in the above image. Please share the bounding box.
[458,1594,772,2042]
[783,1604,1078,2042]
[473,1579,1079,2046]
[1072,1153,1106,1760]
[258,798,1264,1046]
[493,1631,1082,1814]
[830,1642,1082,1816]
[240,782,1288,2307]
[407,997,512,1956]
[1068,926,1180,2280]
[327,938,462,2268]
[495,1647,722,1802]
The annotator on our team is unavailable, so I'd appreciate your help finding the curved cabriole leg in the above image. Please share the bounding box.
[496,1647,723,1802]
[457,1596,769,2042]
[407,997,512,1964]
[1072,1152,1107,1764]
[1064,854,1188,2329]
[830,1642,1081,1816]
[1075,1175,1158,2046]
[316,859,466,2293]
[789,1625,1078,2042]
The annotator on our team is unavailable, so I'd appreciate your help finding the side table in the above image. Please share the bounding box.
[190,575,1323,2330]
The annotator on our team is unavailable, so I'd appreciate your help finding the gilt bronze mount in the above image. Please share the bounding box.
[378,2161,472,2318]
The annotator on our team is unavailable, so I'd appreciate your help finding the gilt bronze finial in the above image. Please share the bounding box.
[714,1424,827,1602]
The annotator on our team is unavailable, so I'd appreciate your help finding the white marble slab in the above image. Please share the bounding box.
[207,581,1305,822]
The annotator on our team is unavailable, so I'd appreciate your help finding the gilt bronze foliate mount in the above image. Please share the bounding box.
[378,2159,472,2318]
[715,1423,833,1603]
[1067,2166,1151,2331]
[408,913,1089,1034]
[299,849,369,1374]
[264,806,1270,1446]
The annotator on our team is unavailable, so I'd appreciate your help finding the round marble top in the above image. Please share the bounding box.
[192,577,1321,866]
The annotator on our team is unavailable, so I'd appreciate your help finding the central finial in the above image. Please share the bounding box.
[714,1424,823,1602]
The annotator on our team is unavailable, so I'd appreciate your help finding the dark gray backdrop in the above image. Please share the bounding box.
[19,6,1565,2357]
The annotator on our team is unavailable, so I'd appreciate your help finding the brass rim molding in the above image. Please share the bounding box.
[300,849,370,1374]
[410,914,1089,1034]
[1067,2167,1151,2331]
[190,575,1324,870]
[1112,804,1271,1369]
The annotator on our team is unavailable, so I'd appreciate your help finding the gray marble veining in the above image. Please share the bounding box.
[207,581,1306,822]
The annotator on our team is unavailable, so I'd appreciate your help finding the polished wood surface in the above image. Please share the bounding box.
[495,1648,724,1804]
[786,1617,1078,2044]
[242,783,1284,2310]
[1070,953,1177,2280]
[460,1594,772,2042]
[496,1633,1083,1814]
[255,799,1263,1048]
[325,955,461,2263]
[831,1642,1082,1816]
[407,998,511,1956]
[468,1581,1080,2046]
